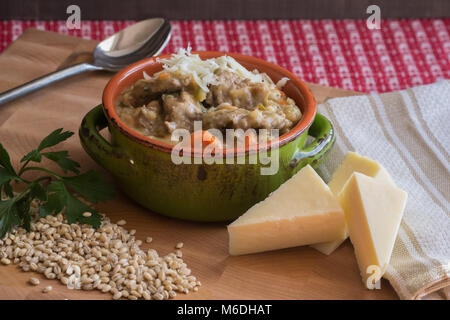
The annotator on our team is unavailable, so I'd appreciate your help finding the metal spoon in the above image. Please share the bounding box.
[0,18,172,105]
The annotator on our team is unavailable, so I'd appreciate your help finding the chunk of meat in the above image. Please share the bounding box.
[202,104,293,133]
[162,91,205,132]
[136,100,168,137]
[206,70,288,112]
[205,70,251,107]
[202,105,249,129]
[116,100,168,137]
[120,72,194,108]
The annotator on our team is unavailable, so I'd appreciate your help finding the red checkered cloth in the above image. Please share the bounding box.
[1,19,449,93]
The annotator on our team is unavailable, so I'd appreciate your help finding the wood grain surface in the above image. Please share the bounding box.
[0,28,397,300]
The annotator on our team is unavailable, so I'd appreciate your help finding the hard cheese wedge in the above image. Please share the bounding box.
[311,152,394,255]
[339,172,407,287]
[228,165,346,255]
[327,152,394,195]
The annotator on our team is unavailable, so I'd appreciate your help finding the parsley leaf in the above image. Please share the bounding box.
[0,128,114,238]
[42,151,80,174]
[15,194,32,232]
[1,181,14,198]
[0,167,17,185]
[29,183,47,201]
[46,181,102,227]
[39,192,64,218]
[0,165,18,198]
[19,129,74,168]
[63,170,115,204]
[38,128,74,151]
[0,143,16,175]
[20,149,42,163]
[0,198,20,237]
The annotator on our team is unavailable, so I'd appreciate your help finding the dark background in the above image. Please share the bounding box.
[1,0,449,20]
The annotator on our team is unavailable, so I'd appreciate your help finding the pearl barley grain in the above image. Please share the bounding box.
[29,277,40,286]
[42,286,52,293]
[116,220,126,226]
[175,242,183,249]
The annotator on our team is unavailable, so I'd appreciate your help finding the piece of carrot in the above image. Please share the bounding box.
[157,72,170,80]
[190,131,221,150]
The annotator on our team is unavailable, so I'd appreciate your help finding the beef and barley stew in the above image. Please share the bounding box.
[116,51,302,146]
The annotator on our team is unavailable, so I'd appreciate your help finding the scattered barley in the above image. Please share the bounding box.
[0,206,200,300]
[42,286,52,293]
[175,242,183,249]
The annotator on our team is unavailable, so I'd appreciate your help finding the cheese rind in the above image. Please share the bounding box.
[311,152,394,255]
[339,172,407,286]
[228,165,346,255]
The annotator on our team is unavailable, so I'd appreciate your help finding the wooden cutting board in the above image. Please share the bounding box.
[0,28,397,300]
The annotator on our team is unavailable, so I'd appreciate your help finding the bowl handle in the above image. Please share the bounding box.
[79,105,127,172]
[289,113,335,169]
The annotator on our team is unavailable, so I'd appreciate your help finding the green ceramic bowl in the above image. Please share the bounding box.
[79,52,335,222]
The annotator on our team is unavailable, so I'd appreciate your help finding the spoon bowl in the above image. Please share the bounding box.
[93,18,171,71]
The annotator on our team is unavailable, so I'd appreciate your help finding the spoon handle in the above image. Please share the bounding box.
[0,63,102,106]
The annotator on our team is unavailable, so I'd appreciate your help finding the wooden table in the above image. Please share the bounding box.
[0,28,397,300]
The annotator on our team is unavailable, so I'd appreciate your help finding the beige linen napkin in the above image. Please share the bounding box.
[316,80,450,300]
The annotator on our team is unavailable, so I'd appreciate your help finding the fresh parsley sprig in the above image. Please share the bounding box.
[0,128,115,238]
